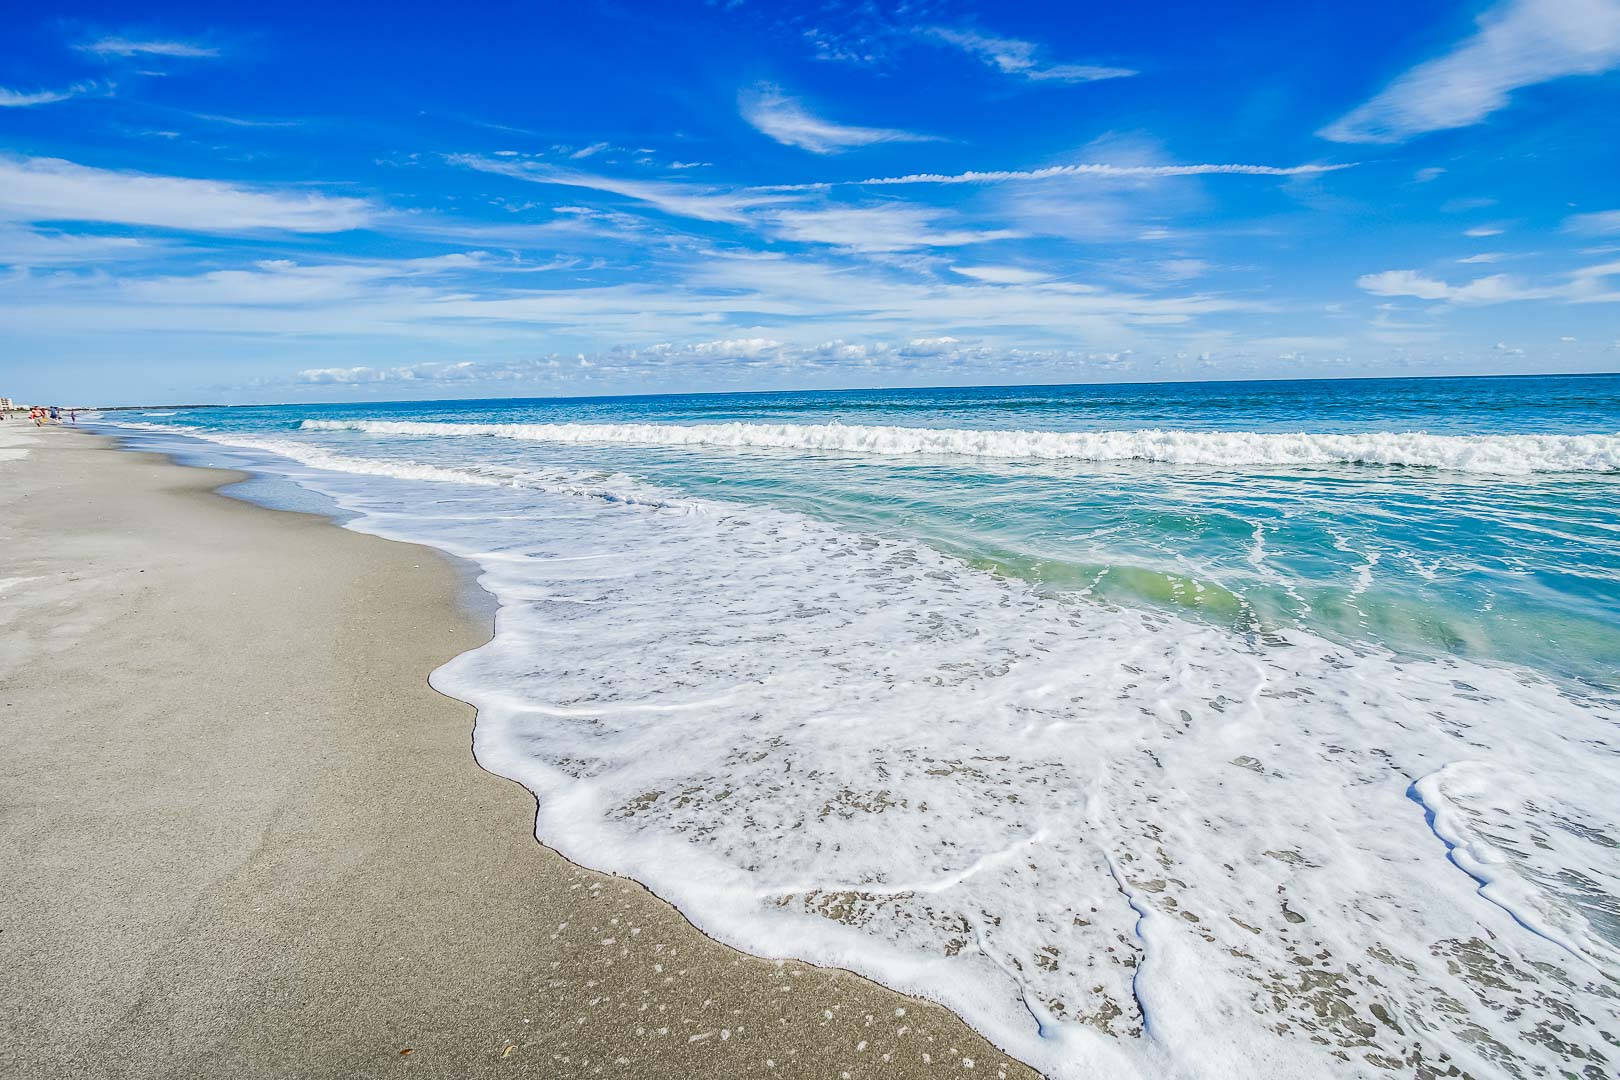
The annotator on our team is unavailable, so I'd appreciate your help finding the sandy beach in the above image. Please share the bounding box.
[0,425,1033,1080]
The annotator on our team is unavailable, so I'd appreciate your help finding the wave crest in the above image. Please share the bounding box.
[299,418,1620,474]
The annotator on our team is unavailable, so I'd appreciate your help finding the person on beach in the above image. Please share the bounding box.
[69,410,78,425]
[31,408,44,426]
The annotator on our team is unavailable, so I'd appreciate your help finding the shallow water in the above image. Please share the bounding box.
[104,374,1620,1079]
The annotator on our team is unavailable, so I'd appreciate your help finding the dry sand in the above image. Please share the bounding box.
[0,425,1039,1080]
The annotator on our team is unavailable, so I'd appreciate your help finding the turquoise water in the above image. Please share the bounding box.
[127,374,1620,690]
[106,374,1620,1078]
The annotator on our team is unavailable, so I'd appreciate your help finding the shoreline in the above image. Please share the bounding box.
[0,424,1034,1079]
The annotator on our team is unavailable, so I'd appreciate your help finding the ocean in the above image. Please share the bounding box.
[104,374,1620,1078]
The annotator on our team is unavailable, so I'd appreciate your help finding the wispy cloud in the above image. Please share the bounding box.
[1358,261,1620,304]
[0,155,374,233]
[1565,208,1620,234]
[190,112,303,129]
[740,84,938,154]
[3,239,1257,360]
[0,225,160,267]
[1320,0,1620,143]
[950,265,1049,284]
[761,160,1352,192]
[448,154,789,223]
[115,253,492,307]
[921,27,1135,83]
[570,142,612,160]
[760,205,1022,251]
[76,37,220,59]
[1358,269,1543,303]
[0,82,101,108]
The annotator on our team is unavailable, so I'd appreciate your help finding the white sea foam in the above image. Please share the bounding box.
[1411,762,1620,971]
[113,423,699,511]
[300,418,1620,474]
[112,420,1620,1078]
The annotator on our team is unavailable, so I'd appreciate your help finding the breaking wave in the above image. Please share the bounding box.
[299,419,1620,474]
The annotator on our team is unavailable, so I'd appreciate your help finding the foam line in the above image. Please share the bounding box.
[299,418,1620,474]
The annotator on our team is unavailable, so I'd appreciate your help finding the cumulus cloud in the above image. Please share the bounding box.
[1358,269,1521,302]
[739,84,937,153]
[0,155,374,233]
[1320,0,1620,143]
[290,336,1153,388]
[921,27,1135,83]
[298,361,480,384]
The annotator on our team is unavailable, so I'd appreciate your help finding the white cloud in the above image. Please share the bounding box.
[1320,0,1620,143]
[1359,269,1491,301]
[298,361,481,384]
[739,84,937,154]
[1414,166,1447,182]
[76,37,219,58]
[285,336,1168,388]
[0,225,159,266]
[1358,261,1620,304]
[190,112,302,129]
[1251,335,1350,351]
[950,265,1049,284]
[2,240,1258,357]
[449,154,789,223]
[921,27,1135,83]
[1155,259,1212,280]
[0,155,374,233]
[1465,225,1505,237]
[762,205,1021,251]
[0,83,99,108]
[1459,252,1507,263]
[1565,208,1620,233]
[570,142,612,160]
[764,160,1352,191]
[115,254,487,306]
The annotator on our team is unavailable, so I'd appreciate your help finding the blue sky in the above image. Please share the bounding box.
[3,0,1620,405]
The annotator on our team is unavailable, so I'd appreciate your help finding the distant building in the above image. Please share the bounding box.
[0,397,15,410]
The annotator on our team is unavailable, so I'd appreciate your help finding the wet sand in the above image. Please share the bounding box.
[0,425,1037,1079]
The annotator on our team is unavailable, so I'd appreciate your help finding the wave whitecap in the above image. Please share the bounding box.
[299,419,1620,474]
[111,422,700,511]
